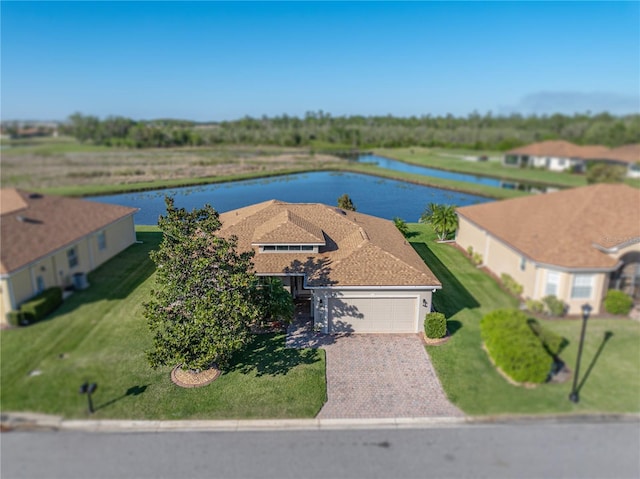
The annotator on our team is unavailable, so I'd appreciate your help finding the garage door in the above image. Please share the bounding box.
[328,297,417,333]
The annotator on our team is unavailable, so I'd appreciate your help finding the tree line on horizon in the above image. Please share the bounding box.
[61,111,640,151]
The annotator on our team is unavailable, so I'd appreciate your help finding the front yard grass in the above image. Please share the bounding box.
[0,227,326,419]
[408,223,640,415]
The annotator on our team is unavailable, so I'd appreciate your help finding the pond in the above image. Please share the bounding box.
[354,154,558,193]
[91,171,492,225]
[356,154,503,187]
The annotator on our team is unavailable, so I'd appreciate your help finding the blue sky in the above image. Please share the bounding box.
[1,1,639,121]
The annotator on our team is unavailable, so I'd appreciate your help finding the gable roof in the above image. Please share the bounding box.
[0,189,138,275]
[457,184,640,270]
[607,144,640,164]
[219,200,440,288]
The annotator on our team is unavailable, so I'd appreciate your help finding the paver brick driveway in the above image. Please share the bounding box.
[287,317,463,419]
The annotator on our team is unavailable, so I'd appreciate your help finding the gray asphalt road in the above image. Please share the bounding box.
[1,421,638,479]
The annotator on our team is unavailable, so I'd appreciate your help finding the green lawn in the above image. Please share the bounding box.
[408,223,640,415]
[0,227,326,419]
[377,147,590,188]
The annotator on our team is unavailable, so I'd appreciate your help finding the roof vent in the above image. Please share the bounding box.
[16,215,42,224]
[334,208,347,215]
[28,193,43,199]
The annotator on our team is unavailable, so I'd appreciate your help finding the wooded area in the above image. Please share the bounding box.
[61,111,640,151]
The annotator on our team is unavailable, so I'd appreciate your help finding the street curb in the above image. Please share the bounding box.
[2,412,639,433]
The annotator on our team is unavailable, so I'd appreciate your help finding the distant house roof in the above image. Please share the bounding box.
[607,144,640,164]
[0,189,138,275]
[507,141,639,164]
[457,184,640,270]
[219,200,440,288]
[506,140,611,159]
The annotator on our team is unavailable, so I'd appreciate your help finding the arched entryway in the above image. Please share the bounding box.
[609,251,640,300]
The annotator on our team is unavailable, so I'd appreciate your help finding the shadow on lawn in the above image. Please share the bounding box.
[226,333,322,377]
[410,242,479,317]
[577,331,614,395]
[36,231,161,323]
[95,384,149,412]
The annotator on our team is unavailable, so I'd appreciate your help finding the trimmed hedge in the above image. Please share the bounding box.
[480,309,554,384]
[500,273,523,296]
[424,312,447,339]
[604,290,633,315]
[542,295,566,317]
[16,287,63,325]
[525,299,545,314]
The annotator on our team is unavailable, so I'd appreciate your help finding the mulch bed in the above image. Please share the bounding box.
[171,364,221,388]
[422,330,452,346]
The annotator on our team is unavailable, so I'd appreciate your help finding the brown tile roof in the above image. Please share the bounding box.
[607,144,640,164]
[0,189,138,275]
[507,140,611,159]
[457,184,640,270]
[219,200,440,288]
[507,140,639,163]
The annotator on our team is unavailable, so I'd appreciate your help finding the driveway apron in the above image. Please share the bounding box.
[287,314,464,419]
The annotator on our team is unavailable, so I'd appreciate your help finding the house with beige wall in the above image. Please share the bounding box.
[456,184,640,315]
[219,200,441,333]
[0,189,138,325]
[503,140,640,178]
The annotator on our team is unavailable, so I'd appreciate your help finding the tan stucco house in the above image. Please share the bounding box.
[503,140,640,178]
[219,200,441,333]
[0,189,138,325]
[456,184,640,315]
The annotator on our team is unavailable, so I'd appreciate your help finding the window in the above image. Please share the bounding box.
[545,271,559,296]
[261,245,316,252]
[67,247,79,268]
[36,276,45,293]
[97,231,107,250]
[571,274,593,299]
[520,257,526,271]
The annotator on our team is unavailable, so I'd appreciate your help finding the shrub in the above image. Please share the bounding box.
[393,217,409,237]
[19,287,63,325]
[542,295,566,317]
[466,246,474,257]
[480,309,554,384]
[604,290,633,315]
[7,311,23,327]
[525,299,545,315]
[527,318,568,357]
[472,252,483,266]
[500,273,523,296]
[424,312,447,339]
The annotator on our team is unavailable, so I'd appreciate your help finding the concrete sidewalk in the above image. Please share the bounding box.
[2,412,637,433]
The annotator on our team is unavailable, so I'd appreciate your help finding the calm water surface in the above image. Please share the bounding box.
[91,171,492,224]
[356,154,503,187]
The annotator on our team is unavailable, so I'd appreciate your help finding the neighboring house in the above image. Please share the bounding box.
[456,184,640,315]
[219,200,441,333]
[0,189,138,325]
[503,140,640,177]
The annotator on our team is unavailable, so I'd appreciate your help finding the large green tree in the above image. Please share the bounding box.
[144,197,262,371]
[586,162,627,184]
[420,203,458,241]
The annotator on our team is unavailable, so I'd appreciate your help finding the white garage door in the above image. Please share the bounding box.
[328,296,417,333]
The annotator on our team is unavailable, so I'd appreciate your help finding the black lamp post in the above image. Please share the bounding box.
[79,382,98,414]
[569,303,592,403]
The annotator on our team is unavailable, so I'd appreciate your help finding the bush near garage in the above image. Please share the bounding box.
[480,309,555,384]
[603,290,633,316]
[424,312,447,339]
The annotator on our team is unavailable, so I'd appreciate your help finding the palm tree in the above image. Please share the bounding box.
[420,203,458,241]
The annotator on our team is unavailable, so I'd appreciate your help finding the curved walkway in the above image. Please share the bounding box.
[286,312,463,419]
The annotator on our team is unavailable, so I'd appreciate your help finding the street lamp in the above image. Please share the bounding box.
[79,382,98,414]
[569,303,592,403]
